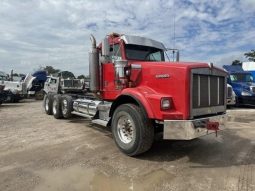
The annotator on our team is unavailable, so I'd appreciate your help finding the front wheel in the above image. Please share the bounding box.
[111,104,154,156]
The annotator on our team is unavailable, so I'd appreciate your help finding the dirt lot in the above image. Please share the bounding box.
[0,100,254,191]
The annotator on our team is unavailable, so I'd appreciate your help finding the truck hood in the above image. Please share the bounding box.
[137,61,220,69]
[131,61,226,72]
[231,81,255,90]
[230,81,255,97]
[127,61,226,120]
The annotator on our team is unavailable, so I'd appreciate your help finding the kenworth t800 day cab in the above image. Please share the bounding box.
[43,33,227,156]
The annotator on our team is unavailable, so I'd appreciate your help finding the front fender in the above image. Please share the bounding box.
[120,87,156,118]
[120,86,181,120]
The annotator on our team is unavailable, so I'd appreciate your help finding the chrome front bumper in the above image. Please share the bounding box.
[163,114,227,140]
[227,97,236,106]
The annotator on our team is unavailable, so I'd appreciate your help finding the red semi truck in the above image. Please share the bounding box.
[43,33,227,156]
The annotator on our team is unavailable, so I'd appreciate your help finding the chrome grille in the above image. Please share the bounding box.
[251,86,255,93]
[63,80,82,88]
[190,68,226,118]
[192,74,224,108]
[227,86,233,98]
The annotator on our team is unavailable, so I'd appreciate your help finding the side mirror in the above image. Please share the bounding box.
[102,37,110,57]
[165,48,180,62]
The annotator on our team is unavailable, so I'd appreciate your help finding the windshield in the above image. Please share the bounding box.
[230,73,253,82]
[125,44,164,61]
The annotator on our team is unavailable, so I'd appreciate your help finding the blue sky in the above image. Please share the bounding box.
[0,0,254,75]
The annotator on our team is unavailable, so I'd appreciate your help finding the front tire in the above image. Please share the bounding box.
[111,104,154,156]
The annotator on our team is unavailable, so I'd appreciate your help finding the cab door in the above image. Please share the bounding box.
[44,77,59,94]
[101,43,123,100]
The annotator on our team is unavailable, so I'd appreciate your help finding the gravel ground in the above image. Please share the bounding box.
[0,99,254,191]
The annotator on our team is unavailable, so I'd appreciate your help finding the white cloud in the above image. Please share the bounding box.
[0,0,254,75]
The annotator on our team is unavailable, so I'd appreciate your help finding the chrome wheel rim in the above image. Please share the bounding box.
[45,98,49,111]
[62,99,67,114]
[117,113,135,144]
[52,99,57,114]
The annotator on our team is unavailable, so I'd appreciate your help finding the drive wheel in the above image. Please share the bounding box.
[35,90,44,100]
[52,94,63,119]
[112,104,154,156]
[43,93,55,115]
[61,95,73,119]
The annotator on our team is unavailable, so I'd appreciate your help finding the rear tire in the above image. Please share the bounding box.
[111,104,154,156]
[43,93,56,115]
[35,90,44,100]
[61,95,73,119]
[52,94,63,119]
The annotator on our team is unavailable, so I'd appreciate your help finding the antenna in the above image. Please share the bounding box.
[173,0,176,50]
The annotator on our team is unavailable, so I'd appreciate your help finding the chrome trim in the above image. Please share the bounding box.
[191,105,225,116]
[250,86,255,93]
[91,119,108,127]
[89,35,100,92]
[191,68,227,76]
[73,99,102,117]
[227,96,236,106]
[189,72,193,119]
[71,111,92,119]
[121,35,166,50]
[163,114,227,140]
[131,64,142,69]
[224,77,227,106]
[227,85,233,98]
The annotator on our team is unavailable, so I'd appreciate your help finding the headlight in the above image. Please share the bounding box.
[241,91,253,96]
[161,98,172,110]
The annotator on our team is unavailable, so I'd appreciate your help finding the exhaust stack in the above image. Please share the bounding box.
[89,35,100,92]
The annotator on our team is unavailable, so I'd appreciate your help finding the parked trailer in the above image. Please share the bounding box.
[43,33,227,156]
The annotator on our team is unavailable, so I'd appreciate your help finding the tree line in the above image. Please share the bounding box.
[43,66,89,79]
[232,50,255,65]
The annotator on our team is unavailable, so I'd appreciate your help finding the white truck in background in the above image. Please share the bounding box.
[0,70,49,102]
[0,71,27,102]
[227,84,236,106]
[43,76,85,95]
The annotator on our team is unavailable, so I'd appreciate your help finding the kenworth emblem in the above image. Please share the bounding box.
[155,74,170,79]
